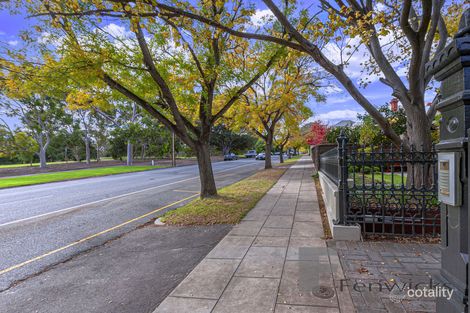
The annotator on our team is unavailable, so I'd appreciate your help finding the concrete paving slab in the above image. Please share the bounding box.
[212,277,279,313]
[298,194,316,202]
[235,246,287,278]
[259,227,292,237]
[206,235,255,259]
[296,201,319,211]
[294,211,322,222]
[271,206,296,216]
[291,222,325,238]
[154,297,217,313]
[170,258,240,299]
[253,236,290,247]
[286,237,327,261]
[229,221,264,236]
[265,215,294,228]
[243,210,270,222]
[277,260,338,307]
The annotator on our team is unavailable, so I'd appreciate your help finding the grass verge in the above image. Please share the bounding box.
[0,165,165,189]
[0,161,81,169]
[281,155,301,164]
[161,167,289,225]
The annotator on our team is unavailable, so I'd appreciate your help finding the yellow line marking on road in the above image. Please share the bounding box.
[0,193,199,276]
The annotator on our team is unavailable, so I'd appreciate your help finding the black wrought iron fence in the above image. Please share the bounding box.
[319,133,439,236]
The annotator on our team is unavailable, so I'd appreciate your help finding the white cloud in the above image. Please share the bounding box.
[7,40,18,46]
[308,109,364,124]
[102,23,132,39]
[38,31,51,44]
[323,38,383,84]
[322,32,409,87]
[37,31,64,47]
[396,66,408,78]
[374,3,387,12]
[327,92,387,105]
[250,9,275,26]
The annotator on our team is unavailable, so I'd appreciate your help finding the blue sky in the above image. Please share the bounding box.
[0,2,437,127]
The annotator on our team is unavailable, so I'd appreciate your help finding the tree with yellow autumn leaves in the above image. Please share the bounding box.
[92,0,461,187]
[229,52,324,169]
[2,0,284,197]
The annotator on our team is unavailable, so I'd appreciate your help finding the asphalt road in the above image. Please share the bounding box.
[0,158,267,292]
[1,225,232,313]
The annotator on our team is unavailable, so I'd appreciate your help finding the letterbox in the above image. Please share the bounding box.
[437,152,461,206]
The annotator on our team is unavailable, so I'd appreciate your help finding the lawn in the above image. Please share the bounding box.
[356,173,406,185]
[0,161,82,169]
[0,165,165,189]
[161,166,289,225]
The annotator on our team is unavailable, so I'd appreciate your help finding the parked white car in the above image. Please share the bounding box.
[255,153,266,160]
[245,150,257,158]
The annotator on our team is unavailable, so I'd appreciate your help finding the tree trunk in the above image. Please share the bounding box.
[73,148,80,162]
[36,135,48,169]
[141,144,146,160]
[404,103,433,188]
[195,142,217,198]
[39,146,47,169]
[85,137,91,165]
[279,147,284,163]
[127,140,133,166]
[264,134,273,169]
[96,145,101,162]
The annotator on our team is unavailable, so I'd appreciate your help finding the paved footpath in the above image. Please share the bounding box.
[153,157,354,313]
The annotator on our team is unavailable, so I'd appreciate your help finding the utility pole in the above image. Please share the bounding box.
[171,131,176,167]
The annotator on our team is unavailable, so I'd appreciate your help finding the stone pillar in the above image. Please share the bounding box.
[425,9,470,313]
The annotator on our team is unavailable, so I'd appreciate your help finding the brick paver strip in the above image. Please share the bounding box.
[328,240,441,313]
[153,157,355,313]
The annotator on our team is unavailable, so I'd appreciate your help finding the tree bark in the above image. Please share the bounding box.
[127,140,133,166]
[404,101,433,188]
[195,142,218,198]
[73,147,80,162]
[264,133,273,169]
[140,144,146,160]
[84,137,91,165]
[38,146,47,169]
[279,147,284,163]
[36,135,49,169]
[96,144,101,162]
